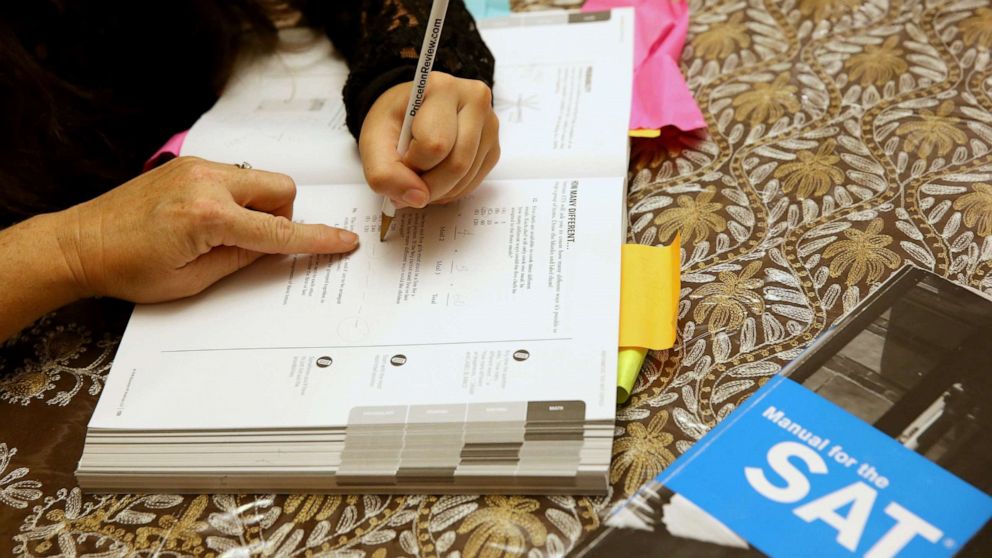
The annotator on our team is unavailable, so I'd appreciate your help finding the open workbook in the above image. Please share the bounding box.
[77,9,634,494]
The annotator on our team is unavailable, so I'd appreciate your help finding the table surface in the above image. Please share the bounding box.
[4,0,992,556]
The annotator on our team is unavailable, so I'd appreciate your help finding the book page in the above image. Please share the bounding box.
[180,9,634,185]
[479,10,633,180]
[91,177,623,431]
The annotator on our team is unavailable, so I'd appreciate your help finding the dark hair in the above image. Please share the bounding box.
[0,1,295,226]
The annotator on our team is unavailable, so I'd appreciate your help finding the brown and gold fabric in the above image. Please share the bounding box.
[3,0,992,555]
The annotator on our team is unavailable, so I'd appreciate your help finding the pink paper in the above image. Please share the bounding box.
[582,0,705,133]
[144,129,189,171]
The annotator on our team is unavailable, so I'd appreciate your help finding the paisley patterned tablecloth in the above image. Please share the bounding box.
[3,0,992,556]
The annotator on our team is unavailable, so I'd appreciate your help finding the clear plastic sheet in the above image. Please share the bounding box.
[574,267,992,556]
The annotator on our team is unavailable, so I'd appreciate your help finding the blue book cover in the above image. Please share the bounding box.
[572,267,992,557]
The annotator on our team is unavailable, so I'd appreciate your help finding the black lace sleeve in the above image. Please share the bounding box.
[302,0,495,139]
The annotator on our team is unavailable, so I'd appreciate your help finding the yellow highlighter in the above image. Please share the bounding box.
[617,347,649,403]
[617,234,681,403]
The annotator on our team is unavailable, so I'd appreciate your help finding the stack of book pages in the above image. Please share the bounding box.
[77,8,634,494]
[80,401,615,493]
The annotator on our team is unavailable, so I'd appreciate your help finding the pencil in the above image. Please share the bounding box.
[380,0,452,241]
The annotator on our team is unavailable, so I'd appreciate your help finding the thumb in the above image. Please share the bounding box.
[179,246,266,295]
[360,108,431,208]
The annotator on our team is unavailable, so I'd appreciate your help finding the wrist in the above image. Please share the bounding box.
[41,208,96,301]
[0,211,89,341]
[345,64,416,140]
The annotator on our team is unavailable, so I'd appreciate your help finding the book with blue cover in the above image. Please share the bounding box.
[572,266,992,557]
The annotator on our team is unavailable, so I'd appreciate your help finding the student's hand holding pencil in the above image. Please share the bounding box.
[358,72,500,209]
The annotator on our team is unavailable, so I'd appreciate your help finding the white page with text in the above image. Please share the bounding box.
[180,9,633,185]
[91,176,623,430]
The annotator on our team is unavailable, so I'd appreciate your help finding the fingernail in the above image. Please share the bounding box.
[338,230,359,245]
[402,189,429,208]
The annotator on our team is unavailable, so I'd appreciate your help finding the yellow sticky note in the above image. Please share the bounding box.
[629,128,661,138]
[618,235,681,349]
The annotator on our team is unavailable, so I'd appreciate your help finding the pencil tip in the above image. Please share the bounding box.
[379,213,393,242]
